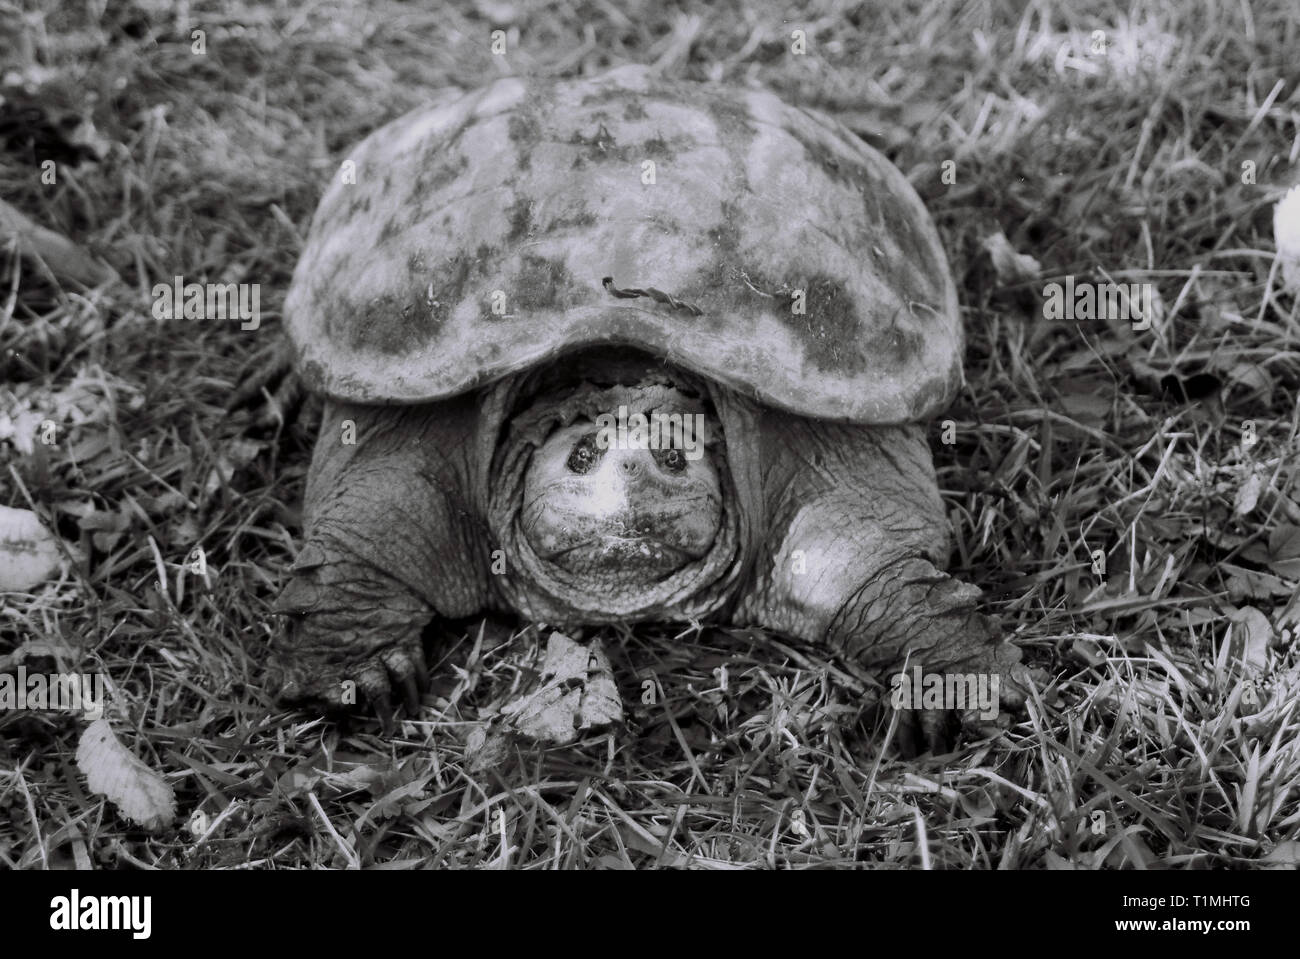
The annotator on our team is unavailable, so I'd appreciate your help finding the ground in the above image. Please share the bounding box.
[2,0,1299,869]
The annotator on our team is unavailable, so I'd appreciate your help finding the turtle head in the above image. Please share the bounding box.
[521,405,722,584]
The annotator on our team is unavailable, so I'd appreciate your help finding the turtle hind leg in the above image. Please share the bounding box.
[270,397,491,716]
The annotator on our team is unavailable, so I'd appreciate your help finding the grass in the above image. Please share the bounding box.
[2,0,1300,869]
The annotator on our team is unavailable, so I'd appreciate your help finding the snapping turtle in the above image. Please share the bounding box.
[260,66,1028,729]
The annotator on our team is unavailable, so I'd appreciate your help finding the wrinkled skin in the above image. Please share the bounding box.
[272,352,1030,747]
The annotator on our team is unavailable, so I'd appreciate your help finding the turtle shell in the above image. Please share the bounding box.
[284,65,962,423]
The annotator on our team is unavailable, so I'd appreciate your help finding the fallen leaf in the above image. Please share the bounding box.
[0,407,46,455]
[1262,840,1300,869]
[981,231,1042,283]
[273,759,326,798]
[474,0,519,21]
[1226,606,1272,674]
[204,438,263,497]
[1268,524,1300,579]
[1222,361,1273,400]
[0,505,68,591]
[1235,470,1264,515]
[466,633,623,771]
[1054,376,1114,427]
[1274,184,1300,293]
[76,718,176,832]
[464,724,511,773]
[1,368,127,461]
[503,632,623,741]
[371,776,433,820]
[1069,637,1108,667]
[1224,565,1294,600]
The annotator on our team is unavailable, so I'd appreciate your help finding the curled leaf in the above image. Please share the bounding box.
[1234,470,1264,516]
[981,231,1041,283]
[1226,606,1272,675]
[76,718,176,832]
[0,505,68,591]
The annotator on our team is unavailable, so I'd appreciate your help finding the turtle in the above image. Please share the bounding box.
[249,65,1031,736]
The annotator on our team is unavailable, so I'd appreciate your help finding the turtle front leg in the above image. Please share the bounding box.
[272,396,491,713]
[736,415,1029,741]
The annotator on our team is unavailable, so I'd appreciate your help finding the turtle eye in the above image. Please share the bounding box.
[656,447,688,474]
[565,434,601,474]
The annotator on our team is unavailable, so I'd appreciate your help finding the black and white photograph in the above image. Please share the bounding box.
[0,0,1295,923]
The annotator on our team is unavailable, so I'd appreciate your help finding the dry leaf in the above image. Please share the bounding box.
[1268,524,1300,579]
[466,633,624,771]
[1069,637,1108,667]
[0,505,68,591]
[0,368,127,458]
[1054,376,1114,428]
[1226,606,1272,675]
[76,718,176,832]
[981,231,1042,283]
[1223,361,1273,400]
[1262,840,1300,869]
[503,632,623,740]
[1274,184,1300,293]
[1235,470,1264,516]
[0,407,46,455]
[464,724,511,773]
[204,438,264,497]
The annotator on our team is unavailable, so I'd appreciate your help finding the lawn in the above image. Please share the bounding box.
[2,0,1299,869]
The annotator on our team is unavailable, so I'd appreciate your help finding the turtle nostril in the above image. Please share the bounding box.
[620,459,638,475]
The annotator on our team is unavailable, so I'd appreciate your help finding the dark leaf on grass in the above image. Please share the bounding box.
[1160,371,1221,402]
[1268,524,1300,558]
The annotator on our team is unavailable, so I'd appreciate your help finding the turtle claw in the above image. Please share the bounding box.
[357,653,428,729]
[886,640,1036,755]
[381,646,427,716]
[894,707,955,758]
[400,675,421,714]
[273,634,430,727]
[371,692,395,732]
[344,645,429,726]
